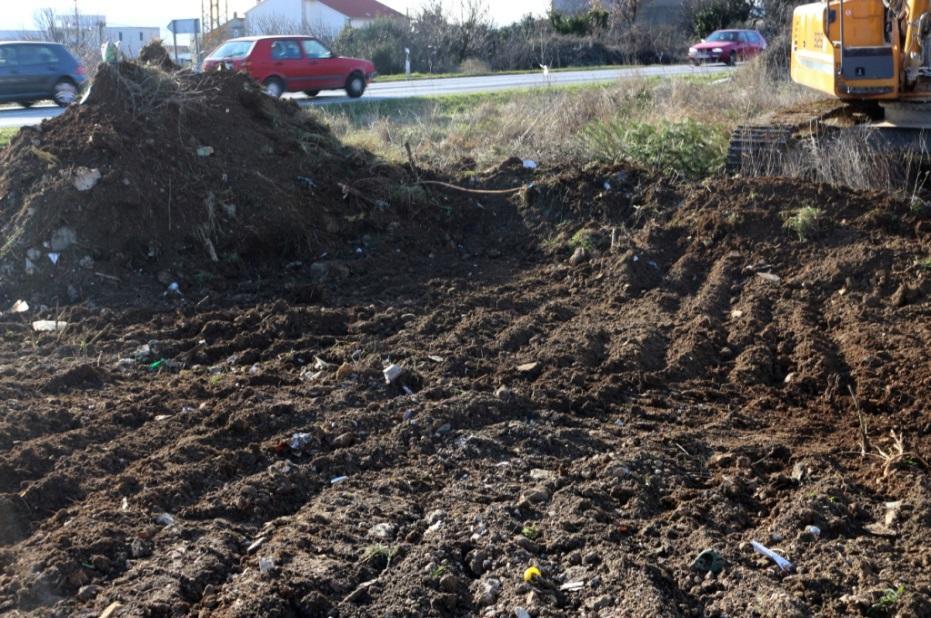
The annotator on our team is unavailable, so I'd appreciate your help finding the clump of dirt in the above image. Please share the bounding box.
[137,40,180,72]
[0,62,424,303]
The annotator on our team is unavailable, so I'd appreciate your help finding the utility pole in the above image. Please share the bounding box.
[200,0,226,33]
[73,0,80,44]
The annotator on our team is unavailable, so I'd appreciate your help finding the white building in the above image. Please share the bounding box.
[105,26,161,58]
[246,0,404,39]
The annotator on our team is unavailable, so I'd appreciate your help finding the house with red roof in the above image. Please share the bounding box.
[246,0,405,38]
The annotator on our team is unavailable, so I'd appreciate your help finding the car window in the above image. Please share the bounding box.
[707,31,738,42]
[18,45,58,65]
[270,40,302,60]
[209,40,253,59]
[0,46,18,67]
[302,39,331,59]
[738,32,750,43]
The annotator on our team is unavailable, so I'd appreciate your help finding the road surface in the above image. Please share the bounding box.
[0,64,732,129]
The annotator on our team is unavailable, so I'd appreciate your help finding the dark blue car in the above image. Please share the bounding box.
[0,41,88,108]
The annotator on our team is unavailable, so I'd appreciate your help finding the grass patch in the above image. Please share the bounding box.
[784,206,824,241]
[582,118,728,179]
[521,524,540,540]
[0,128,17,148]
[869,584,905,615]
[569,229,598,251]
[363,544,399,561]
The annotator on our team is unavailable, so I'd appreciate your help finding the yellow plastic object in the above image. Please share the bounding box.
[523,566,542,583]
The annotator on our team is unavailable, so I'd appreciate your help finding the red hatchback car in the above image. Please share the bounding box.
[688,29,767,66]
[203,35,377,98]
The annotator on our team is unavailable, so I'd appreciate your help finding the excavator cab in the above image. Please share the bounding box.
[791,0,899,99]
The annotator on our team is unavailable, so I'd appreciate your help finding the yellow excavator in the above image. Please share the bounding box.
[727,0,931,172]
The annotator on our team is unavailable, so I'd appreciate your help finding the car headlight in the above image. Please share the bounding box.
[688,47,697,54]
[712,47,723,53]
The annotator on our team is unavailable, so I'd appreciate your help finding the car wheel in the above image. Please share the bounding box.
[690,59,699,67]
[726,54,736,66]
[263,77,284,98]
[303,90,320,98]
[345,74,365,98]
[17,101,35,109]
[52,80,78,107]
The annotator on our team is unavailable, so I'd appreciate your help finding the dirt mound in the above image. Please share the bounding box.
[137,40,180,72]
[0,62,418,303]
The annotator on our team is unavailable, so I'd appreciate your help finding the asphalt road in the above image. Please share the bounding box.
[0,64,731,129]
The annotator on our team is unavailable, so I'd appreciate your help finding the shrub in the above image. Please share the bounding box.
[459,57,491,74]
[783,206,823,241]
[582,118,728,179]
[549,9,610,36]
[334,18,411,75]
[687,0,754,37]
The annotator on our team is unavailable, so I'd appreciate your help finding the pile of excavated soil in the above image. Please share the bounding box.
[0,155,929,617]
[0,62,426,304]
[137,40,180,72]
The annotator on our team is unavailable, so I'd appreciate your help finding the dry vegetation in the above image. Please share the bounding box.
[315,59,816,178]
[315,58,929,197]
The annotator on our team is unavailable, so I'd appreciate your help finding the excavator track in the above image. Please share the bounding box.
[725,125,796,175]
[725,100,851,175]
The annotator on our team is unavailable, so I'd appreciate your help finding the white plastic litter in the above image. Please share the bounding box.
[383,364,403,384]
[32,320,67,332]
[289,432,312,450]
[756,272,782,283]
[10,300,29,313]
[750,540,795,572]
[72,167,101,191]
[522,160,538,169]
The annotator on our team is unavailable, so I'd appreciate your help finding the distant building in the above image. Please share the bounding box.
[204,13,247,52]
[246,0,405,38]
[56,13,107,45]
[551,0,687,26]
[105,26,161,58]
[5,15,160,58]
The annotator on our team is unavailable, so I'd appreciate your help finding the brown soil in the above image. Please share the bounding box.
[138,41,181,72]
[1,65,931,618]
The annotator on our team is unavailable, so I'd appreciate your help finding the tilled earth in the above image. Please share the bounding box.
[0,174,930,618]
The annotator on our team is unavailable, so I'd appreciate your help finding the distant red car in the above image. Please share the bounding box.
[203,35,377,98]
[688,29,767,66]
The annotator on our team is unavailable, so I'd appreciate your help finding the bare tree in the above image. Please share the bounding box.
[247,13,338,42]
[33,7,64,43]
[453,0,492,61]
[611,0,644,27]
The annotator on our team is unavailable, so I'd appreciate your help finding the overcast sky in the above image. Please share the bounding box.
[1,1,548,30]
